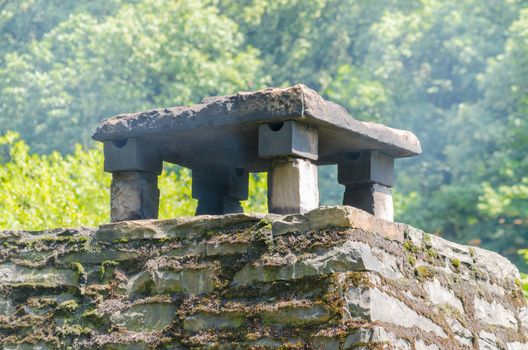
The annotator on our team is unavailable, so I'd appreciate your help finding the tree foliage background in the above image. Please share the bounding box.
[1,0,528,276]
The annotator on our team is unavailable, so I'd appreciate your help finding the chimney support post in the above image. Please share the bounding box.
[338,150,394,221]
[104,138,162,222]
[192,167,248,215]
[259,121,319,214]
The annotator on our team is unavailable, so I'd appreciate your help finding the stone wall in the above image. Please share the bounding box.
[0,206,526,349]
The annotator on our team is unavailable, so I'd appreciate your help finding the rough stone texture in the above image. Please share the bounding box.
[110,171,159,222]
[92,85,421,172]
[0,206,526,349]
[342,183,394,221]
[258,120,319,161]
[267,157,319,214]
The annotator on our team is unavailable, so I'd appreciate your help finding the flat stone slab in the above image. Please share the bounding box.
[93,85,421,171]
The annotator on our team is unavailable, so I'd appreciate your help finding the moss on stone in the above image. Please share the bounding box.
[99,260,119,281]
[57,299,79,313]
[403,240,419,254]
[425,247,439,259]
[406,254,416,266]
[451,258,461,270]
[422,233,432,247]
[414,266,436,281]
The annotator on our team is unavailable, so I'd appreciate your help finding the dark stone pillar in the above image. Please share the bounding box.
[338,151,394,221]
[192,167,248,215]
[104,138,162,222]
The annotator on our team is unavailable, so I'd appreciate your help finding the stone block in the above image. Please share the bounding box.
[424,279,464,312]
[104,138,162,175]
[233,241,402,285]
[183,312,245,332]
[479,331,499,350]
[343,183,393,221]
[268,157,319,214]
[258,120,318,160]
[310,337,340,350]
[344,287,447,338]
[338,151,394,187]
[0,263,79,288]
[343,328,411,350]
[127,268,215,295]
[110,171,159,222]
[110,303,177,332]
[447,317,472,347]
[474,297,517,329]
[0,297,15,316]
[271,206,404,240]
[259,305,330,326]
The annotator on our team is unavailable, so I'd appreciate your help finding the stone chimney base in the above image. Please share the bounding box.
[0,206,526,349]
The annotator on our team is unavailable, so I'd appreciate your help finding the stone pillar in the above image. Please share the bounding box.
[338,151,394,221]
[268,157,319,214]
[259,120,319,214]
[192,167,248,215]
[104,138,162,222]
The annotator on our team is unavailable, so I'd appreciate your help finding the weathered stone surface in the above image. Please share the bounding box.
[93,85,421,173]
[110,171,159,222]
[0,298,15,316]
[474,297,517,329]
[183,312,245,332]
[233,240,402,284]
[507,342,527,350]
[520,307,528,333]
[62,250,139,264]
[110,302,177,332]
[127,268,215,295]
[103,137,163,175]
[343,183,394,221]
[97,212,267,241]
[344,287,447,338]
[479,330,499,350]
[447,317,473,347]
[473,247,522,283]
[259,120,319,160]
[260,304,330,326]
[343,327,411,350]
[272,205,405,241]
[0,206,526,349]
[424,279,464,312]
[415,340,440,350]
[267,157,319,214]
[0,263,78,287]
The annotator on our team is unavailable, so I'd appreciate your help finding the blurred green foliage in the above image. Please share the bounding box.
[1,0,528,273]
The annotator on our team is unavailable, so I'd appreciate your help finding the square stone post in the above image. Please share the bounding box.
[259,121,319,214]
[338,151,394,221]
[192,167,248,215]
[104,138,162,222]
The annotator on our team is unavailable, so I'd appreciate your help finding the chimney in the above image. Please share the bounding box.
[92,84,421,222]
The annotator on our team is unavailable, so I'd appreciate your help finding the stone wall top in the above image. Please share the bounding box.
[1,206,525,349]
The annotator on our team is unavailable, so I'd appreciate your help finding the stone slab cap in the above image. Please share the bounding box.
[92,85,421,172]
